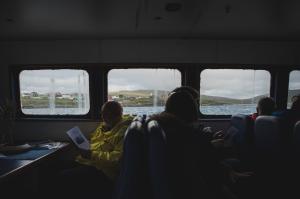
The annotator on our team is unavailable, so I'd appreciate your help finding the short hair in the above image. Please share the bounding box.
[257,97,276,115]
[171,86,200,101]
[101,101,123,118]
[171,86,200,117]
[165,91,198,123]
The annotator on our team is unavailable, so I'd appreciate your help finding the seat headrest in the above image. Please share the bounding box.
[231,114,251,126]
[254,116,281,153]
[147,120,166,140]
[295,121,300,133]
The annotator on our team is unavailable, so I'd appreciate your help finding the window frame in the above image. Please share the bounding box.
[287,69,300,108]
[198,65,273,119]
[11,65,102,121]
[12,63,296,120]
[11,64,183,120]
[105,65,184,115]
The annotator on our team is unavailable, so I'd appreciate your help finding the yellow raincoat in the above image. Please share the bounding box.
[76,115,133,180]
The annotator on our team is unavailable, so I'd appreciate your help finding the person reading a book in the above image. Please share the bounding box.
[59,101,133,198]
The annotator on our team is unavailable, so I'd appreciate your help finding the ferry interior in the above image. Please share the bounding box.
[0,0,300,198]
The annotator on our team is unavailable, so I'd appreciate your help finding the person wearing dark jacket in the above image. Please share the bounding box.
[251,97,276,121]
[150,90,247,199]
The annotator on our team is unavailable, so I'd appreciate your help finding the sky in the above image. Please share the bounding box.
[289,70,300,90]
[20,69,89,94]
[108,69,181,92]
[20,68,300,99]
[200,69,271,99]
[108,69,271,99]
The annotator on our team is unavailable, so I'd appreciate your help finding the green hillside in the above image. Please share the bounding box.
[109,90,169,98]
[108,89,300,106]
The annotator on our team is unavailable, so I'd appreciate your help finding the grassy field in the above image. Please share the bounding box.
[21,89,300,108]
[21,97,78,108]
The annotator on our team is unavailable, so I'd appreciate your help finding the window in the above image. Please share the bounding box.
[19,69,90,115]
[288,70,300,108]
[108,69,181,115]
[200,69,271,115]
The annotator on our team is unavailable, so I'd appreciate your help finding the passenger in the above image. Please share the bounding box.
[251,97,276,121]
[171,86,201,108]
[58,101,133,198]
[290,95,300,122]
[171,86,223,140]
[273,94,300,128]
[150,91,250,199]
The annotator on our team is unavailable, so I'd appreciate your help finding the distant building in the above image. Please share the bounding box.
[31,92,39,97]
[62,94,74,100]
[112,96,119,100]
[55,92,62,97]
[21,92,31,97]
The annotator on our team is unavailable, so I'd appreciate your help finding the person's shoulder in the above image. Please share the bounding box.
[272,110,290,117]
[250,113,258,120]
[122,114,134,121]
[123,114,132,118]
[117,115,134,127]
[148,112,189,132]
[94,121,105,131]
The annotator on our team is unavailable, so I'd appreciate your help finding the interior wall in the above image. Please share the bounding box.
[0,39,299,141]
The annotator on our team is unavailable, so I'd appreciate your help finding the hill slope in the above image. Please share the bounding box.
[108,89,300,106]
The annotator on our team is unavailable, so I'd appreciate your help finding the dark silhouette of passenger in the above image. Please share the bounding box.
[273,94,300,129]
[291,95,300,122]
[170,86,222,140]
[150,90,250,199]
[251,97,276,120]
[171,86,200,108]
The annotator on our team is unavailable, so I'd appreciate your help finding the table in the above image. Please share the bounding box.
[0,142,69,183]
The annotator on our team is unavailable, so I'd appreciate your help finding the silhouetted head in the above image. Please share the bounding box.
[101,101,123,129]
[257,97,276,116]
[291,95,300,112]
[171,86,200,107]
[165,91,198,123]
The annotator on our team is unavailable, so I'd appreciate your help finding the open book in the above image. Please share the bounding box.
[66,126,90,150]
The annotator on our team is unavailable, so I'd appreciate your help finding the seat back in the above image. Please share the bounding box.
[147,119,213,199]
[254,116,282,159]
[147,120,171,199]
[293,121,300,157]
[254,116,293,199]
[229,114,254,158]
[113,116,149,199]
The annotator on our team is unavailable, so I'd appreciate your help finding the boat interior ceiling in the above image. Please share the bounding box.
[1,0,300,40]
[0,0,300,142]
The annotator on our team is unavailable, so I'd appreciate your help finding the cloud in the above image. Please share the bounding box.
[20,69,89,94]
[18,68,294,100]
[108,69,181,92]
[289,70,300,90]
[200,69,271,99]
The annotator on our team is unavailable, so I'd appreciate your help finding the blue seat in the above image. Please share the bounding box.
[113,116,149,199]
[147,120,215,199]
[147,120,171,199]
[228,114,254,164]
[293,121,300,163]
[254,116,284,161]
[291,121,300,197]
[294,121,300,149]
[253,116,291,197]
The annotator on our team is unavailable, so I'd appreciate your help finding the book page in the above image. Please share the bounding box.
[66,126,90,150]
